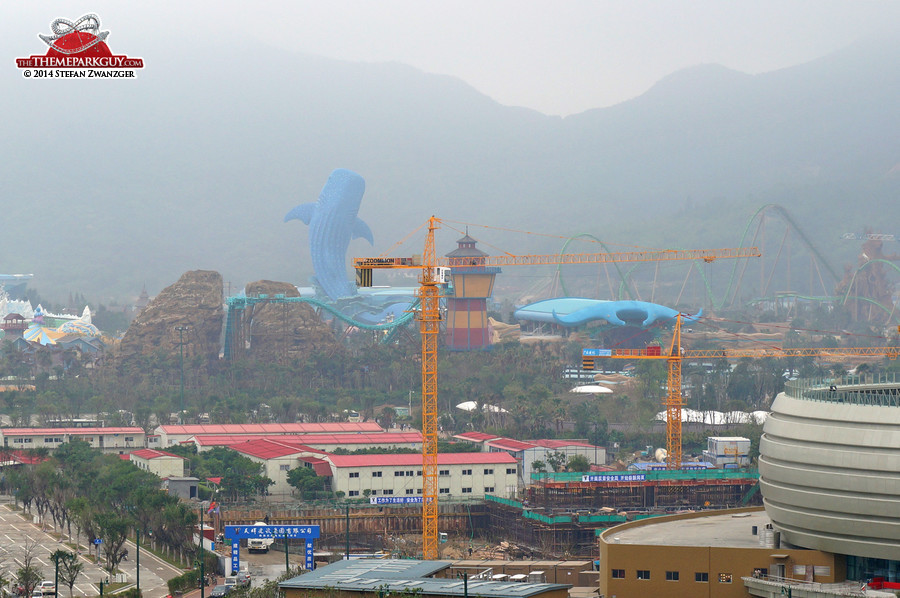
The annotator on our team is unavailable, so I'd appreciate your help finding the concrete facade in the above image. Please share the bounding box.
[598,508,843,598]
[759,380,900,561]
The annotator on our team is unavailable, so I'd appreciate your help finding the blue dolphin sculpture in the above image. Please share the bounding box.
[285,169,374,300]
[550,300,701,328]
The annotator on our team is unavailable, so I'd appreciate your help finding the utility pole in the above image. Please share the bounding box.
[345,503,350,560]
[52,553,59,598]
[199,505,206,598]
[136,528,140,595]
[175,325,189,420]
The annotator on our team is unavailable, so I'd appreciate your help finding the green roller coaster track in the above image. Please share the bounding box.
[558,204,868,314]
[556,233,636,299]
[223,293,418,359]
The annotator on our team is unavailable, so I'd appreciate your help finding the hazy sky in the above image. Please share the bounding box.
[7,1,898,115]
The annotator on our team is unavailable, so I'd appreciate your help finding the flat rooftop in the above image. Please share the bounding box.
[607,509,772,548]
[280,559,572,598]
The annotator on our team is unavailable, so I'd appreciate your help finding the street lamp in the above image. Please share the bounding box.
[199,502,207,598]
[136,528,140,595]
[457,573,468,598]
[51,552,60,598]
[175,325,190,420]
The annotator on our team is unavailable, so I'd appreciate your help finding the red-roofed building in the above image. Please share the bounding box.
[451,431,501,447]
[529,439,596,450]
[299,456,333,477]
[188,432,422,453]
[0,449,50,466]
[154,422,385,446]
[0,427,145,454]
[129,448,186,478]
[326,452,519,500]
[486,438,538,452]
[453,434,607,481]
[230,439,328,496]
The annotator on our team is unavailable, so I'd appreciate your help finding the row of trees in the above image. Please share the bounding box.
[7,440,199,572]
[2,308,897,458]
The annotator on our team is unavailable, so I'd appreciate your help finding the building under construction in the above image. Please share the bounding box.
[483,470,761,558]
[526,469,760,510]
[212,470,759,560]
[216,500,487,556]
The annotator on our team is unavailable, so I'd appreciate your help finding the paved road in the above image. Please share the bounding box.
[0,497,185,598]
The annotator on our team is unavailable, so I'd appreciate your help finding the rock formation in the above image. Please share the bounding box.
[242,280,337,362]
[116,270,224,368]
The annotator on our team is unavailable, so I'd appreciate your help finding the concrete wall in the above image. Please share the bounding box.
[760,391,900,560]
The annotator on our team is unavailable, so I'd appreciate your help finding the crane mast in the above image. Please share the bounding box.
[355,217,760,559]
[419,216,441,560]
[588,314,900,470]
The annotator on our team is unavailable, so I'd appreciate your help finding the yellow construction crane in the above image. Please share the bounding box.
[585,314,900,469]
[354,216,760,559]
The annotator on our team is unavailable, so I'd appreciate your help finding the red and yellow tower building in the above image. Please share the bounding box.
[445,233,501,350]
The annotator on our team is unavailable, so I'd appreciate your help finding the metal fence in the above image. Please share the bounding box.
[785,373,900,407]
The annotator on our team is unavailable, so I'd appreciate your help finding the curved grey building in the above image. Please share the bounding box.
[760,376,900,579]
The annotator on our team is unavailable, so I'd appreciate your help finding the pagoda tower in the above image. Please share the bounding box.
[444,232,501,350]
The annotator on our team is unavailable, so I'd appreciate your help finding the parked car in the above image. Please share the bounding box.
[38,583,55,596]
[210,585,231,598]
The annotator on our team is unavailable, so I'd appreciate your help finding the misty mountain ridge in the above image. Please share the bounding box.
[2,33,898,303]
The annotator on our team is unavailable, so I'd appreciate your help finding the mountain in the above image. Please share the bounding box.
[2,34,898,302]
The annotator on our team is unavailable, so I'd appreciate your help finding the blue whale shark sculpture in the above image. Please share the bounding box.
[553,300,701,327]
[285,169,374,300]
[514,298,701,328]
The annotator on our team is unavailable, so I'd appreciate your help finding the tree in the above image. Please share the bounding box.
[546,451,567,473]
[95,511,129,574]
[286,466,328,499]
[566,454,590,472]
[16,539,42,597]
[51,551,83,598]
[531,460,547,474]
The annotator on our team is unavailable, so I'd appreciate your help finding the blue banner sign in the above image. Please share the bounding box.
[582,348,612,357]
[369,496,423,505]
[225,525,320,540]
[581,474,646,482]
[225,525,320,575]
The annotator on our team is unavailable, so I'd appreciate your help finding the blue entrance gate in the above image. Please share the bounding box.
[224,525,321,574]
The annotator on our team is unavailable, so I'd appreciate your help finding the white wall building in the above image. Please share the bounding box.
[326,452,519,500]
[0,427,145,454]
[229,439,326,497]
[129,448,186,478]
[702,436,751,467]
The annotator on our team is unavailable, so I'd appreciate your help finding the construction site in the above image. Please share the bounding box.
[209,465,761,561]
